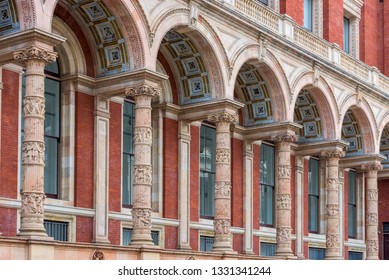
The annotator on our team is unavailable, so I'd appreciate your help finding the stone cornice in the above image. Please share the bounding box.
[339,154,385,169]
[294,140,349,157]
[242,122,301,141]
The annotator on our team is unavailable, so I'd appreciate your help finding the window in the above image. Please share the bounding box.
[258,0,268,5]
[308,158,319,233]
[343,17,350,53]
[304,0,313,31]
[260,143,275,226]
[122,228,159,245]
[44,220,68,241]
[21,61,61,198]
[348,170,357,238]
[309,247,325,260]
[122,100,135,207]
[348,251,363,260]
[200,125,216,218]
[384,222,389,260]
[260,242,276,256]
[200,236,214,252]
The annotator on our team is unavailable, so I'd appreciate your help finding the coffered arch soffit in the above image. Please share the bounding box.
[379,124,389,168]
[0,0,20,36]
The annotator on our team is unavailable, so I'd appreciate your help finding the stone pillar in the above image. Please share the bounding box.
[125,83,160,246]
[208,112,237,252]
[363,163,382,260]
[321,150,344,260]
[295,156,306,259]
[272,133,297,258]
[14,46,57,238]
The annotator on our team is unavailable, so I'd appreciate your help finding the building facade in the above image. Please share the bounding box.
[1,0,389,260]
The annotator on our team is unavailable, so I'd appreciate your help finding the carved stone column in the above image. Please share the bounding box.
[272,133,298,257]
[363,163,382,260]
[14,46,57,237]
[208,111,237,252]
[321,150,344,260]
[125,83,160,246]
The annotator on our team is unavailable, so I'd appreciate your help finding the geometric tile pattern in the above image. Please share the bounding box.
[0,0,19,36]
[236,63,273,126]
[380,126,389,166]
[341,110,363,155]
[69,0,129,76]
[293,89,323,142]
[162,30,211,105]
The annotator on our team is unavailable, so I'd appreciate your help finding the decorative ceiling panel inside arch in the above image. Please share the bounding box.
[341,110,364,155]
[161,30,211,105]
[0,0,19,36]
[236,63,274,126]
[380,126,389,167]
[293,89,323,142]
[68,0,129,76]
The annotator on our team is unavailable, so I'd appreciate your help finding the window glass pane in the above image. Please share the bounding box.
[122,153,134,205]
[122,101,135,206]
[44,136,58,195]
[308,159,319,195]
[200,125,215,217]
[260,242,276,256]
[348,171,357,204]
[44,220,68,241]
[44,79,60,138]
[260,144,274,185]
[344,17,350,53]
[45,61,59,75]
[308,195,319,232]
[309,247,325,260]
[348,251,363,260]
[348,205,356,238]
[260,185,274,225]
[200,171,215,216]
[200,236,214,252]
[304,0,313,30]
[123,101,134,155]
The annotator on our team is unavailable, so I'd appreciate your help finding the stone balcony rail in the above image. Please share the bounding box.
[219,0,389,96]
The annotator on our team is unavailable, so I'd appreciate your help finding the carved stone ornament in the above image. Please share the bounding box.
[14,46,57,64]
[366,213,378,225]
[214,181,231,198]
[21,193,45,215]
[214,219,231,235]
[92,250,105,260]
[132,208,151,227]
[320,150,345,159]
[277,165,291,178]
[326,234,340,248]
[133,127,152,144]
[327,178,340,191]
[366,189,378,200]
[215,148,230,164]
[125,84,161,98]
[134,165,152,185]
[326,204,340,218]
[208,112,238,124]
[366,240,379,254]
[24,96,45,117]
[189,3,199,26]
[276,194,291,209]
[362,163,383,171]
[271,133,298,143]
[22,142,45,165]
[276,228,291,243]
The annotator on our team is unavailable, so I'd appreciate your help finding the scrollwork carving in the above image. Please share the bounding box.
[125,84,161,98]
[132,208,151,227]
[214,182,231,198]
[277,165,291,178]
[134,165,152,185]
[134,127,152,144]
[276,228,291,243]
[366,213,378,225]
[320,150,345,159]
[326,234,340,248]
[366,240,379,254]
[366,189,378,200]
[216,148,230,164]
[21,193,45,215]
[327,178,340,191]
[276,194,291,209]
[92,250,105,260]
[23,96,45,117]
[326,204,340,218]
[271,133,298,143]
[14,46,57,64]
[208,112,238,124]
[214,219,231,235]
[22,142,45,165]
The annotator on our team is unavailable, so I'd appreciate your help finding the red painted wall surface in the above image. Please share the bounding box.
[323,0,344,48]
[231,138,243,228]
[0,208,17,236]
[76,216,93,243]
[280,0,304,26]
[165,226,178,249]
[108,219,121,245]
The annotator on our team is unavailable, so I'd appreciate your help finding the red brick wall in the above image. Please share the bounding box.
[378,179,389,259]
[0,208,17,236]
[190,228,199,251]
[280,0,304,26]
[1,69,19,199]
[323,0,344,48]
[163,118,178,219]
[54,4,95,77]
[109,102,122,212]
[75,92,94,209]
[383,1,389,75]
[190,125,200,222]
[76,216,93,243]
[231,138,243,228]
[165,226,178,249]
[343,171,349,242]
[108,219,121,245]
[233,234,243,254]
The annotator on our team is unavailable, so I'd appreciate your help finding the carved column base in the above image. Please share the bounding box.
[212,234,236,253]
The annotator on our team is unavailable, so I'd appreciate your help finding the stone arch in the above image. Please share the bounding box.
[151,8,227,100]
[290,72,338,140]
[231,45,289,122]
[14,0,37,30]
[339,96,377,155]
[156,60,173,103]
[376,111,389,165]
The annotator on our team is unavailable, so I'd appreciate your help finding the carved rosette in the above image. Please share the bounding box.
[326,234,340,248]
[133,127,152,145]
[327,178,340,191]
[366,189,378,200]
[14,46,57,64]
[125,84,161,98]
[214,219,231,235]
[208,112,238,125]
[366,240,379,255]
[366,213,378,225]
[215,148,230,164]
[214,182,231,199]
[271,133,298,143]
[276,194,291,209]
[22,142,45,165]
[276,228,291,244]
[134,165,152,185]
[277,165,291,179]
[21,192,45,215]
[132,208,151,227]
[325,204,340,218]
[92,250,105,260]
[23,96,45,117]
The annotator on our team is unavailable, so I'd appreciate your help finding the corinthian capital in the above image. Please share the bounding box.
[271,133,298,143]
[125,83,161,98]
[320,149,345,159]
[14,46,57,64]
[208,112,238,124]
[361,162,382,171]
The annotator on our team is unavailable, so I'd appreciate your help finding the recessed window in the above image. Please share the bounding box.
[348,251,363,260]
[122,228,160,246]
[200,235,214,252]
[343,17,350,53]
[257,0,269,6]
[44,220,68,241]
[308,158,320,233]
[260,242,276,256]
[383,222,389,260]
[304,0,313,31]
[260,143,275,226]
[309,247,325,260]
[348,170,357,238]
[122,100,135,207]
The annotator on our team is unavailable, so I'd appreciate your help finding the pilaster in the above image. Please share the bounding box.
[243,140,254,254]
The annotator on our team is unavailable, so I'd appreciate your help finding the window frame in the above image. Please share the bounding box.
[308,158,320,233]
[308,247,326,260]
[348,170,357,239]
[260,142,275,227]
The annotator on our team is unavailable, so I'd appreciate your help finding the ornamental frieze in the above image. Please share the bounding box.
[362,163,382,171]
[134,127,152,144]
[276,228,291,243]
[216,148,230,164]
[276,194,291,209]
[134,165,152,185]
[14,46,57,64]
[366,189,378,200]
[23,96,45,117]
[271,133,298,143]
[132,208,151,227]
[22,142,45,165]
[277,165,291,178]
[208,112,238,124]
[21,193,44,215]
[320,150,345,159]
[214,181,231,198]
[214,219,231,235]
[125,84,161,98]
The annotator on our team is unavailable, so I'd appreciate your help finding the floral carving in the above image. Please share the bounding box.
[276,228,291,243]
[134,127,152,144]
[216,149,230,164]
[271,133,298,143]
[14,46,57,63]
[326,234,339,248]
[366,240,378,254]
[362,163,382,171]
[214,219,231,235]
[208,112,238,124]
[276,194,291,209]
[92,250,105,260]
[215,182,231,198]
[366,190,378,200]
[327,178,340,190]
[23,96,45,116]
[277,165,291,178]
[21,193,44,215]
[22,142,45,165]
[132,208,151,227]
[326,204,340,218]
[125,84,161,98]
[320,150,345,159]
[134,165,152,185]
[366,213,378,225]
